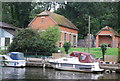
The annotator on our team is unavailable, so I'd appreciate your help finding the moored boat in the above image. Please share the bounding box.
[49,51,104,73]
[0,52,26,67]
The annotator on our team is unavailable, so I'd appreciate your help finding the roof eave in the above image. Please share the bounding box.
[0,26,19,30]
[58,24,79,31]
[37,15,49,17]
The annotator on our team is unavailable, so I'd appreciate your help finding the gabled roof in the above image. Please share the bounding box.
[96,26,119,36]
[0,22,18,30]
[0,22,18,35]
[37,10,78,30]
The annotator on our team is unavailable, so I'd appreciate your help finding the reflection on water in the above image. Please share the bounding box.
[0,67,120,80]
[0,67,25,80]
[25,67,103,79]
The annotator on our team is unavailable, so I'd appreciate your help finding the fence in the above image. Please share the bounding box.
[104,55,118,63]
[52,53,68,59]
[23,52,52,58]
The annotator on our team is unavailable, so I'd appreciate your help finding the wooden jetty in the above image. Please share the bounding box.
[100,64,120,73]
[26,58,52,68]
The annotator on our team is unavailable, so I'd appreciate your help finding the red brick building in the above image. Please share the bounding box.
[96,26,120,48]
[28,10,78,47]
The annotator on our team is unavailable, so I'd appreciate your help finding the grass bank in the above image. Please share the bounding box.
[60,47,118,58]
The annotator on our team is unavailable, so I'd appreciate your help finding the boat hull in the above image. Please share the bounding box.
[49,62,104,73]
[0,60,26,67]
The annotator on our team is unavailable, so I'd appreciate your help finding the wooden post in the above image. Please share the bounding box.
[88,16,91,53]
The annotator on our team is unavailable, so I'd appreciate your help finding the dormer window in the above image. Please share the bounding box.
[41,17,45,23]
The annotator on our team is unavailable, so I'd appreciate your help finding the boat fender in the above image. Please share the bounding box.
[105,70,112,74]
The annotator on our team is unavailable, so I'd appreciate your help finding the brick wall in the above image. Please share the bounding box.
[29,16,78,47]
[99,36,112,47]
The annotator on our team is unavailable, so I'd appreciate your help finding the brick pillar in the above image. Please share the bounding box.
[71,34,73,46]
[112,36,117,48]
[96,35,99,47]
[112,36,116,48]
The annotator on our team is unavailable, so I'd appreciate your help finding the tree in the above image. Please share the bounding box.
[2,2,33,28]
[40,27,61,53]
[8,28,50,55]
[100,43,108,61]
[8,28,40,52]
[63,42,71,54]
[55,2,118,39]
[8,27,60,55]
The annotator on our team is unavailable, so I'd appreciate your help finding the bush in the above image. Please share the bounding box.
[63,42,71,54]
[100,43,108,61]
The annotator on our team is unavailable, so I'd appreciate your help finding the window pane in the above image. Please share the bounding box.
[42,18,44,22]
[5,38,10,46]
[80,54,86,60]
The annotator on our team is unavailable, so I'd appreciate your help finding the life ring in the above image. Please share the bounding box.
[105,70,112,74]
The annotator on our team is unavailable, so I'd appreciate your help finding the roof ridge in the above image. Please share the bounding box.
[96,26,118,36]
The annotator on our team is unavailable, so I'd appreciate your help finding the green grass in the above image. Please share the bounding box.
[60,47,118,58]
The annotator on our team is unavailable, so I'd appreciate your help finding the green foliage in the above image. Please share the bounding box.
[8,27,60,55]
[2,2,33,28]
[2,60,8,67]
[30,2,53,20]
[40,27,60,44]
[63,42,71,54]
[0,56,8,67]
[100,43,108,61]
[0,50,5,55]
[8,28,49,55]
[40,27,60,52]
[55,2,118,39]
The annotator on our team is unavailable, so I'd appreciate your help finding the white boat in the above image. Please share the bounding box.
[0,52,26,67]
[49,51,104,73]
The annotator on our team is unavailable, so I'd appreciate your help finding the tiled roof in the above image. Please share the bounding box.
[96,26,119,36]
[37,10,78,30]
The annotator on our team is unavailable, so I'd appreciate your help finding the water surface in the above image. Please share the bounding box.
[0,67,120,80]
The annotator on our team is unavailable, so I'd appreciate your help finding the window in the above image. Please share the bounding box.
[90,55,94,60]
[9,53,24,60]
[69,34,71,42]
[64,33,66,42]
[59,32,62,41]
[74,53,78,56]
[5,38,10,46]
[63,59,68,61]
[79,54,86,60]
[41,18,44,22]
[41,17,45,23]
[73,35,76,44]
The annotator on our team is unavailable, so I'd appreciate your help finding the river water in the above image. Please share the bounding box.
[0,67,120,80]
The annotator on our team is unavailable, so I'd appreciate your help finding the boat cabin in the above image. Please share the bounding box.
[70,51,95,63]
[7,52,25,60]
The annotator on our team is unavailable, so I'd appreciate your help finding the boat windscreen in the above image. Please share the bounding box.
[10,53,24,60]
[79,54,86,60]
[90,55,94,60]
